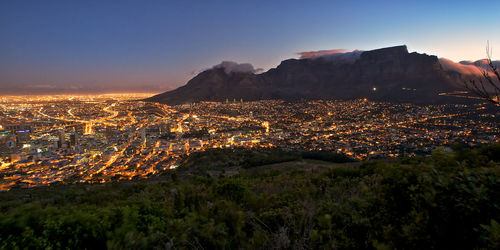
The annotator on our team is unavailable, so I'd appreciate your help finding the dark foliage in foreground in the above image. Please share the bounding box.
[179,148,355,174]
[0,145,499,249]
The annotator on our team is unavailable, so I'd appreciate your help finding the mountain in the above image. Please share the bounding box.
[146,45,475,105]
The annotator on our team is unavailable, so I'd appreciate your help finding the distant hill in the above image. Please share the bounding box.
[146,45,481,105]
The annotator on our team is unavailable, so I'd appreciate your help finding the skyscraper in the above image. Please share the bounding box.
[58,129,66,149]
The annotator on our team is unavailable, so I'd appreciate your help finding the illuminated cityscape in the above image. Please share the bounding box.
[2,0,500,248]
[0,94,497,191]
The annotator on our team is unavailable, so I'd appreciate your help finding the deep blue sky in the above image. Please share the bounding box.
[1,0,499,93]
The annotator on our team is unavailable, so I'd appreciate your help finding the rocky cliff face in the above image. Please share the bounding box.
[146,45,465,105]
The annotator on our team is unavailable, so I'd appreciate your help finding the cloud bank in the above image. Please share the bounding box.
[298,49,348,59]
[298,49,364,63]
[439,58,484,75]
[459,59,500,71]
[439,58,500,76]
[213,61,261,74]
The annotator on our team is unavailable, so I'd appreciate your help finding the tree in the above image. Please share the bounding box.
[464,42,500,105]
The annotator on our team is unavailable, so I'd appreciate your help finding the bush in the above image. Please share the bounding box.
[0,144,498,248]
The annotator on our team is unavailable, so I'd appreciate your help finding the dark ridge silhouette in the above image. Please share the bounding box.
[146,45,471,105]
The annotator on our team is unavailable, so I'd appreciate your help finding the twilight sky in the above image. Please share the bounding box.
[1,0,500,94]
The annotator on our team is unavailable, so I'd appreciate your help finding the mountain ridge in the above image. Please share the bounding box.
[146,45,476,105]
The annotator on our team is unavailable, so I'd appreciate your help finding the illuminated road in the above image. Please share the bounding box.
[38,103,120,133]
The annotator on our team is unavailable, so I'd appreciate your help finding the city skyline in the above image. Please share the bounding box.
[1,0,500,93]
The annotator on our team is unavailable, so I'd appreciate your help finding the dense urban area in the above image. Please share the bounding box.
[0,93,498,190]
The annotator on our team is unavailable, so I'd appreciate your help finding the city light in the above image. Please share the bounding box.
[0,94,498,191]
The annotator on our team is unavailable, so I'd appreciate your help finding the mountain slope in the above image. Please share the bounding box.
[146,45,467,105]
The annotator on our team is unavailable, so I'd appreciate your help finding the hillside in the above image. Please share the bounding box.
[0,145,499,249]
[146,45,469,105]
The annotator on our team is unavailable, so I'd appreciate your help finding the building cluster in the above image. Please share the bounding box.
[0,94,498,190]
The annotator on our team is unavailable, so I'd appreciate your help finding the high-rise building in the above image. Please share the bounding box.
[5,124,32,144]
[140,127,146,144]
[71,128,80,144]
[0,135,17,156]
[70,133,79,151]
[58,129,66,148]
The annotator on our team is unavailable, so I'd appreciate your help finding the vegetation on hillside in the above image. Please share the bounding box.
[0,145,499,249]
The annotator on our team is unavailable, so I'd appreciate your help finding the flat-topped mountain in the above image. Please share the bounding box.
[146,45,474,105]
